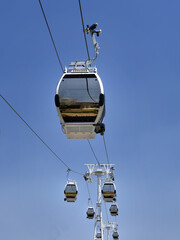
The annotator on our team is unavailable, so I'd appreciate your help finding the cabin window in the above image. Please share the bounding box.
[58,74,101,123]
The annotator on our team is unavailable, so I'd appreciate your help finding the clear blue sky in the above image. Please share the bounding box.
[0,0,180,240]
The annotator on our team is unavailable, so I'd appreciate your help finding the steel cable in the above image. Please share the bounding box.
[103,135,110,164]
[86,181,93,206]
[38,0,64,72]
[87,139,100,165]
[0,94,83,176]
[104,201,110,223]
[78,0,90,60]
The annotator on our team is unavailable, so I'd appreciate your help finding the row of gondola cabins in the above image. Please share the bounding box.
[64,180,118,217]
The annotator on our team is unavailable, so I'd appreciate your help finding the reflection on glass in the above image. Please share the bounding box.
[58,74,101,123]
[103,184,115,193]
[65,185,77,193]
[110,205,118,210]
[87,207,94,213]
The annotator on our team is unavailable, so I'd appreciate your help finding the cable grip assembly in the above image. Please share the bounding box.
[69,23,102,69]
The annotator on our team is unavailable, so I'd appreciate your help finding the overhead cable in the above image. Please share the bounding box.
[78,0,91,60]
[104,202,110,223]
[78,1,110,167]
[38,0,64,72]
[86,181,93,206]
[103,135,110,164]
[38,0,106,169]
[0,94,83,176]
[87,139,100,165]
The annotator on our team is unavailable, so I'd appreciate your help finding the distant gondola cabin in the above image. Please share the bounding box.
[64,181,78,202]
[109,203,118,216]
[86,206,95,219]
[102,181,116,202]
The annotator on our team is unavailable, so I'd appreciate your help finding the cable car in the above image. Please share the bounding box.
[102,181,116,202]
[64,180,78,202]
[86,206,95,219]
[96,232,102,239]
[55,68,105,139]
[109,203,118,216]
[112,230,119,239]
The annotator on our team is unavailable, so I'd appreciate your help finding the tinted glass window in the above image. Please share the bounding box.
[103,184,115,192]
[58,74,101,123]
[111,205,117,210]
[65,184,77,192]
[59,75,100,102]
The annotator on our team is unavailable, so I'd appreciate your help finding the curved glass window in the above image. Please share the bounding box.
[96,233,102,238]
[102,183,115,193]
[58,74,101,123]
[87,207,94,213]
[65,184,77,193]
[110,204,118,210]
[113,232,119,238]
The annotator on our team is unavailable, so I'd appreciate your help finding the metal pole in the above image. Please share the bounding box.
[84,164,115,240]
[94,173,103,240]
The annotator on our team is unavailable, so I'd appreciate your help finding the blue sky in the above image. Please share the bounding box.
[0,0,180,240]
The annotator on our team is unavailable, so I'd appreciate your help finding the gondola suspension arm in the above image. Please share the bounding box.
[69,23,102,68]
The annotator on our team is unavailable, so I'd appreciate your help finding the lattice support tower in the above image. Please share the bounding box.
[84,164,115,240]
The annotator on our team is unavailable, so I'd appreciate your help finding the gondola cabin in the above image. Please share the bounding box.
[64,180,78,202]
[55,68,105,139]
[102,181,116,202]
[86,206,95,219]
[112,230,119,239]
[96,232,102,239]
[109,203,118,216]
